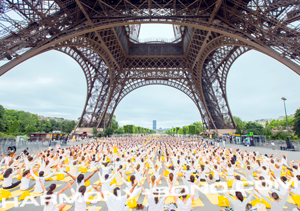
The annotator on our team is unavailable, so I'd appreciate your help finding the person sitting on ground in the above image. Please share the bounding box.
[255,187,291,211]
[224,190,255,211]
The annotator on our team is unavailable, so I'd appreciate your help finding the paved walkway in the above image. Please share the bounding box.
[1,142,299,211]
[226,143,300,161]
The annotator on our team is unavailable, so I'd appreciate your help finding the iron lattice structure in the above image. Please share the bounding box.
[0,0,300,131]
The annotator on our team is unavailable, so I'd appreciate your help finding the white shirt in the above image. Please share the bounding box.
[101,165,111,176]
[25,159,37,170]
[104,194,128,211]
[257,191,289,211]
[98,172,116,192]
[227,167,234,176]
[3,170,17,188]
[177,198,193,211]
[4,157,11,165]
[43,192,58,211]
[212,168,220,180]
[71,187,92,211]
[182,169,193,179]
[31,170,54,193]
[76,179,85,192]
[225,191,254,211]
[69,165,80,175]
[257,183,270,197]
[148,197,165,211]
[20,177,31,190]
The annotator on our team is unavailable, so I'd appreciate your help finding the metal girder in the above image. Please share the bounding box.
[202,45,240,129]
[0,0,299,64]
[122,56,190,71]
[44,35,116,129]
[56,46,111,128]
[207,0,223,26]
[0,0,300,133]
[263,0,300,12]
[191,35,256,130]
[74,0,122,70]
[104,70,208,129]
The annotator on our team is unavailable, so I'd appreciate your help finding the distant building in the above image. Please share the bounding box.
[38,115,47,120]
[153,120,157,130]
[254,119,269,127]
[251,114,295,127]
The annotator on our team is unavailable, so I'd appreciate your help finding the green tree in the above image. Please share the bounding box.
[188,125,196,134]
[178,128,183,134]
[271,131,288,140]
[244,122,264,135]
[0,106,80,135]
[0,105,5,132]
[192,122,203,134]
[126,125,135,133]
[294,108,300,137]
[49,119,58,131]
[64,120,76,133]
[25,125,37,135]
[123,125,127,133]
[262,127,272,138]
[104,127,114,137]
[92,127,98,137]
[61,124,66,133]
[182,126,188,134]
[114,128,124,134]
[8,120,20,134]
[135,127,139,133]
[235,124,242,135]
[111,115,119,131]
[233,116,244,130]
[269,117,295,129]
[43,120,52,133]
[18,111,34,132]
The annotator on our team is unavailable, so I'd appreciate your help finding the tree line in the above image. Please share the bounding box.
[235,107,300,140]
[0,104,153,138]
[165,122,204,135]
[122,125,156,134]
[0,104,77,137]
[92,118,155,137]
[165,108,300,141]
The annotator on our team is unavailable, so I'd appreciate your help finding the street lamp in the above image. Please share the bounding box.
[281,97,292,149]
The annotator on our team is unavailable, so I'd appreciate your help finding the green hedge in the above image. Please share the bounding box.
[188,125,196,134]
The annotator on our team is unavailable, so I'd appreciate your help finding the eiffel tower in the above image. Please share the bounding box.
[0,0,299,134]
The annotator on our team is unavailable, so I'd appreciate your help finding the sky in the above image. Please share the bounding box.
[0,24,300,129]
